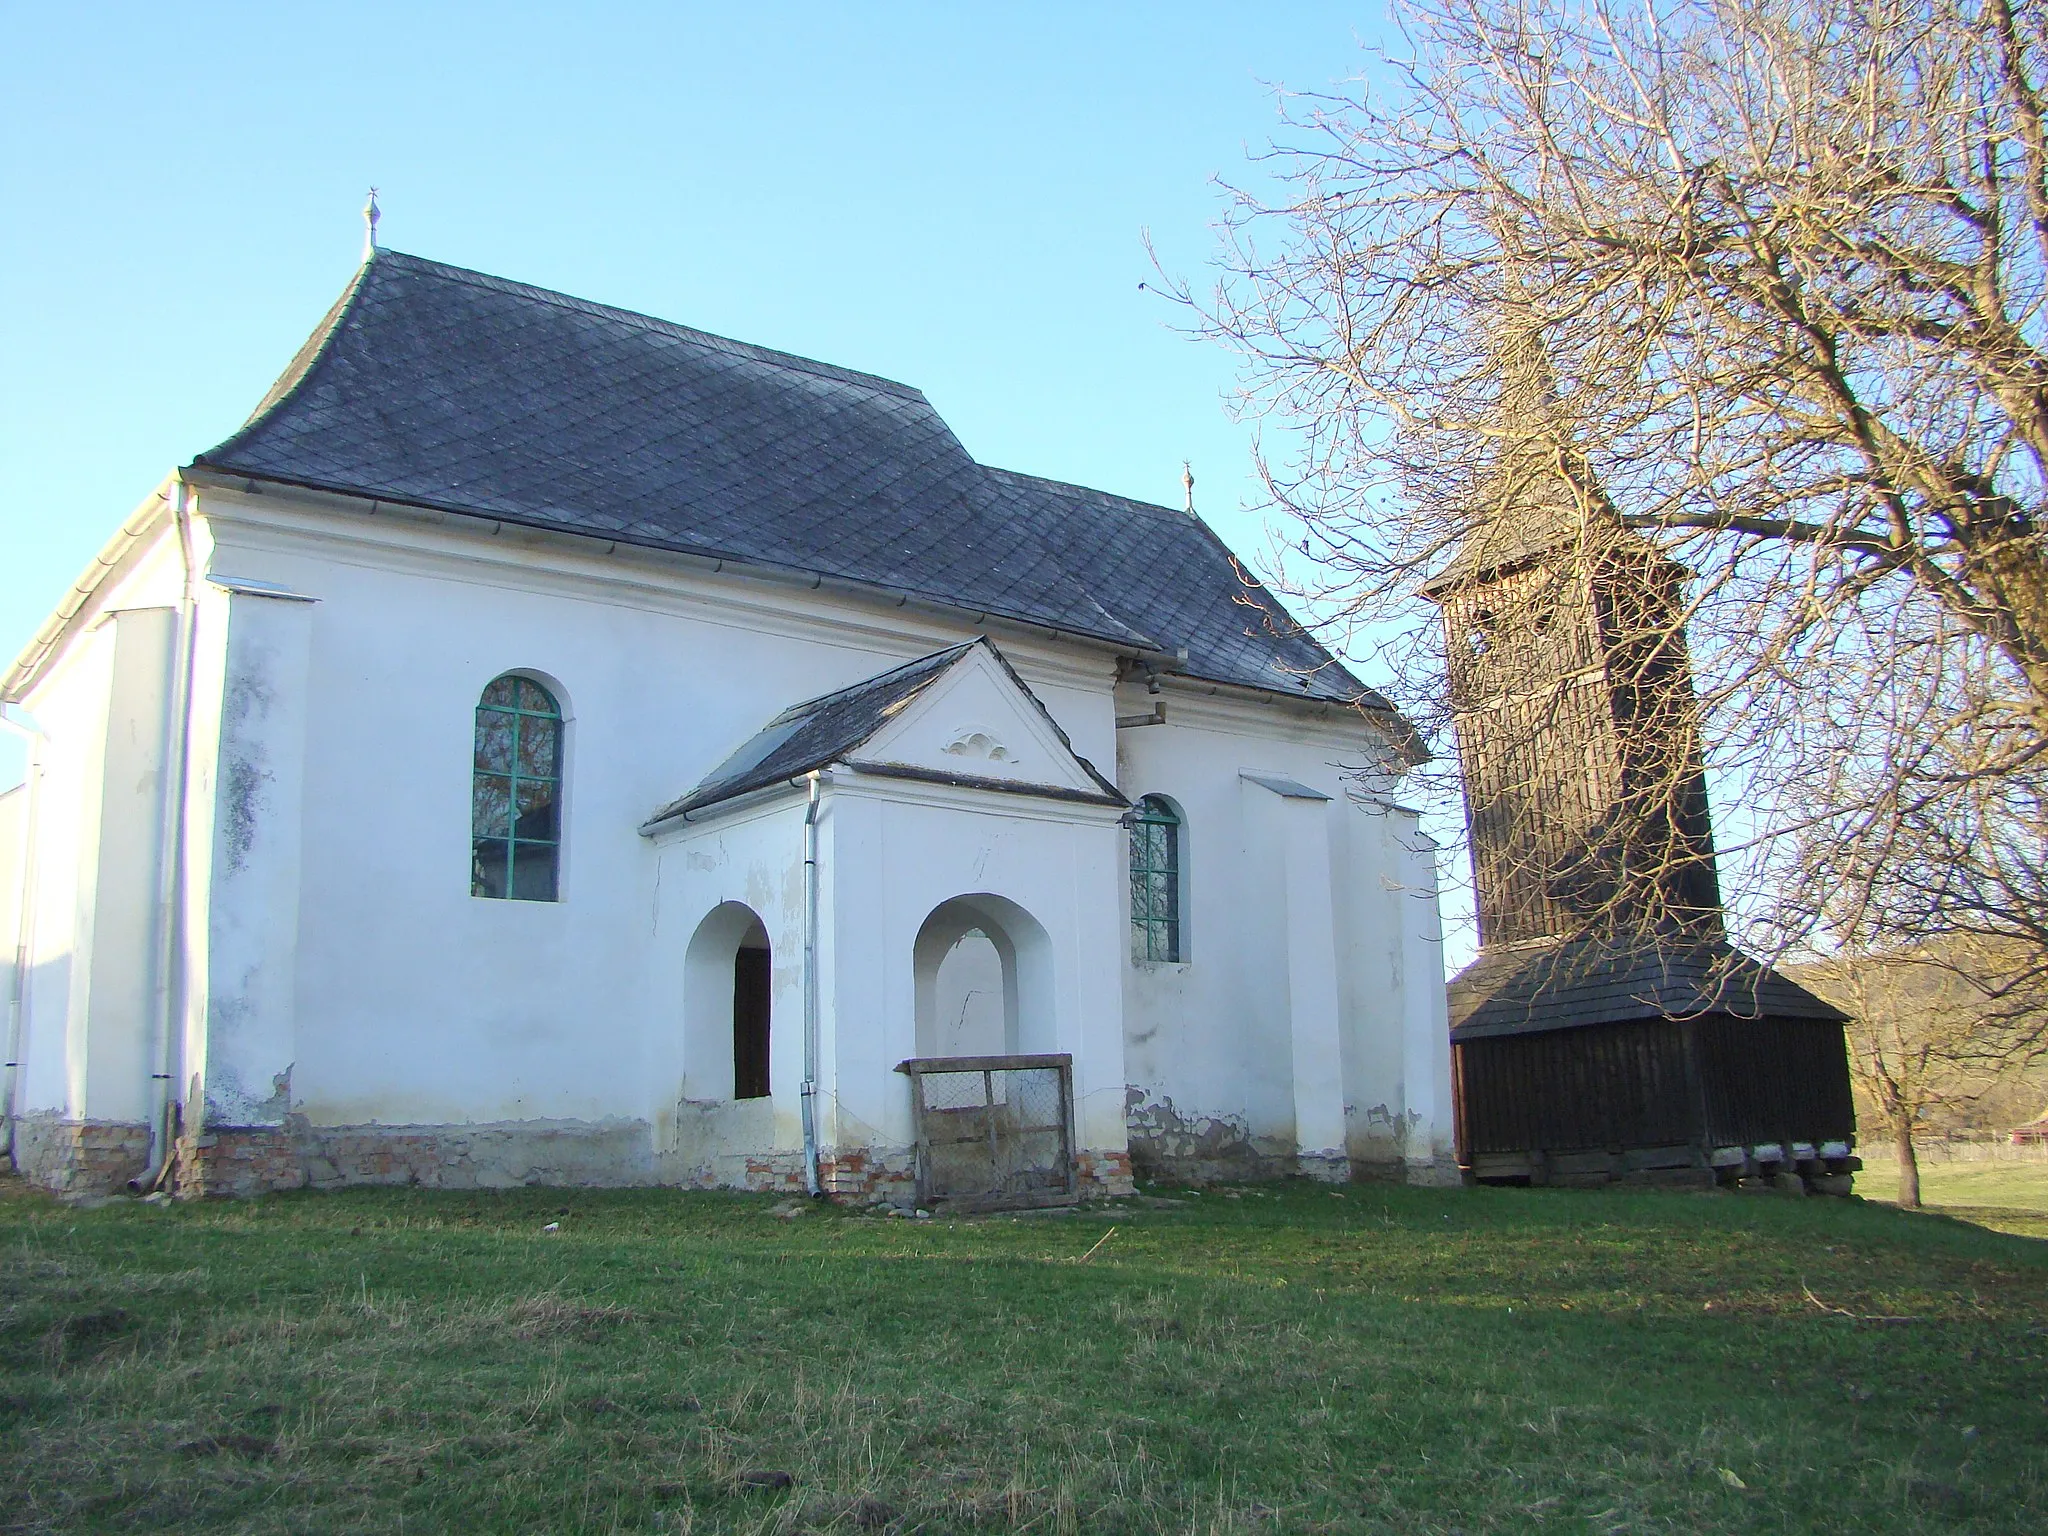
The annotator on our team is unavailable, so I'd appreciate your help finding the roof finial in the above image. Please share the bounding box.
[1181,460,1195,516]
[362,188,381,261]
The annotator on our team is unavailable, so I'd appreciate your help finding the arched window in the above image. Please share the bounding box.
[1129,795,1182,962]
[472,675,563,901]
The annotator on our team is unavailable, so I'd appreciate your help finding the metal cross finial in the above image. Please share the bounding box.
[362,188,381,260]
[1181,460,1195,516]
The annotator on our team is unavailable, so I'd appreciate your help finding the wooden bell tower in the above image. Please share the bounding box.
[1428,523,1724,949]
[1422,360,1722,951]
[1425,343,1858,1191]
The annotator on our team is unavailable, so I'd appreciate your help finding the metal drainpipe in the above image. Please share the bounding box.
[131,479,201,1194]
[0,708,44,1170]
[800,770,824,1197]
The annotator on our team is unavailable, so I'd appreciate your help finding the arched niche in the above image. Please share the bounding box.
[683,901,772,1101]
[912,893,1056,1059]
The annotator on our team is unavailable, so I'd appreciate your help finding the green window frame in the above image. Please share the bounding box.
[471,675,563,901]
[1129,795,1182,962]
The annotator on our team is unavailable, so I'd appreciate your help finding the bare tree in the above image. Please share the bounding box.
[1798,939,2048,1205]
[1170,0,2048,990]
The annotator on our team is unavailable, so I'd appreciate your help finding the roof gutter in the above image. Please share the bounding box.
[1,708,42,1169]
[801,771,825,1198]
[638,774,811,837]
[131,479,201,1195]
[180,467,1181,668]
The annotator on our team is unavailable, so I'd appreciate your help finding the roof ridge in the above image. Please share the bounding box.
[372,249,931,403]
[984,465,1180,520]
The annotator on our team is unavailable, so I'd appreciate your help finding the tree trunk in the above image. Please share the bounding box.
[1893,1119,1922,1210]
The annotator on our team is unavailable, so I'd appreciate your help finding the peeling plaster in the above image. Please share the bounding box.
[205,1058,293,1127]
[1123,1088,1294,1182]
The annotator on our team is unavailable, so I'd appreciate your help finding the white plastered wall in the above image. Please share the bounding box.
[648,794,809,1184]
[193,486,1124,1158]
[183,581,317,1130]
[5,476,1452,1190]
[1114,682,1455,1181]
[8,522,188,1132]
[819,773,1129,1161]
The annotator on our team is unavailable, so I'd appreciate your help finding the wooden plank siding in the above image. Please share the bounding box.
[1454,1019,1696,1156]
[1453,1014,1855,1168]
[1693,1016,1855,1148]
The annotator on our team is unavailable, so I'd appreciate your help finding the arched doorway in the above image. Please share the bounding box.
[911,894,1054,1059]
[906,895,1074,1209]
[683,902,773,1101]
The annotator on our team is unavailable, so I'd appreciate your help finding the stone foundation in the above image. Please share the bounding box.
[1126,1091,1427,1188]
[9,1110,1141,1205]
[298,1118,656,1192]
[1400,1157,1465,1188]
[8,1115,151,1195]
[161,1116,666,1198]
[1298,1152,1352,1184]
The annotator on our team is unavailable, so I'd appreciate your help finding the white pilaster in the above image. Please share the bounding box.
[1394,816,1457,1181]
[194,582,317,1129]
[1242,773,1348,1177]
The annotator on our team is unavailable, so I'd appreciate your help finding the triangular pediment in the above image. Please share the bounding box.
[644,638,1121,829]
[851,642,1116,799]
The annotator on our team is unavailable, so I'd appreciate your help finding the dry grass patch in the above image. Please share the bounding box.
[0,1175,2043,1533]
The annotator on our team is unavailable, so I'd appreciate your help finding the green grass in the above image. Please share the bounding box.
[1857,1151,2048,1239]
[2,1177,2044,1534]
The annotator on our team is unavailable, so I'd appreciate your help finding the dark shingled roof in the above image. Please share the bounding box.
[981,469,1382,705]
[643,637,1123,825]
[195,250,1385,709]
[1448,935,1848,1042]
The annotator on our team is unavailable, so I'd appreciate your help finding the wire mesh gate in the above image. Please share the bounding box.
[896,1053,1078,1212]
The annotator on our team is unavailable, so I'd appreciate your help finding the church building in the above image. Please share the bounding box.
[0,247,1454,1202]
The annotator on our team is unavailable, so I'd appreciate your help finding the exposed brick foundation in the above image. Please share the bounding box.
[738,1153,812,1193]
[8,1116,151,1196]
[175,1125,304,1199]
[1076,1148,1135,1198]
[816,1148,917,1203]
[11,1110,1140,1206]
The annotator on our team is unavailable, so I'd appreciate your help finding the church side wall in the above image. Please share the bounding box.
[5,627,112,1187]
[6,529,189,1193]
[7,485,1451,1198]
[180,497,1125,1193]
[0,786,21,1060]
[1115,687,1453,1185]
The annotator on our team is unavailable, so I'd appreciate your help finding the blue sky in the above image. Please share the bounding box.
[0,4,1401,778]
